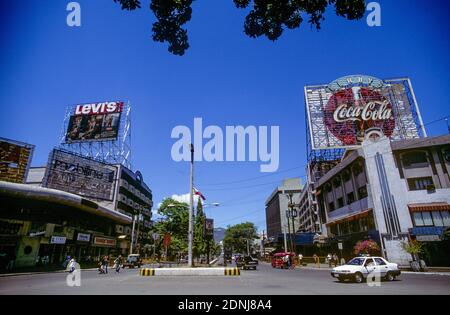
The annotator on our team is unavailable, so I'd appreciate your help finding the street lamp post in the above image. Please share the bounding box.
[188,143,194,267]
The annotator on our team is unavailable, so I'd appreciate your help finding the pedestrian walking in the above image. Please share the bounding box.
[114,256,123,273]
[313,254,320,268]
[327,253,332,268]
[332,253,339,267]
[298,253,303,267]
[68,258,77,273]
[98,260,105,274]
[282,254,289,269]
[103,256,109,274]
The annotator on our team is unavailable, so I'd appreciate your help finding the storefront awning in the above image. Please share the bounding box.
[408,203,450,212]
[0,181,132,224]
[409,226,446,237]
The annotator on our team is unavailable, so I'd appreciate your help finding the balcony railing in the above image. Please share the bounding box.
[327,197,369,222]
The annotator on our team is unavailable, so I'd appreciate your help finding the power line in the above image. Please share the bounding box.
[199,114,450,189]
[199,165,306,187]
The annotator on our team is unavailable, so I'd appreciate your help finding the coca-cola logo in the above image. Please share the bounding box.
[324,87,395,146]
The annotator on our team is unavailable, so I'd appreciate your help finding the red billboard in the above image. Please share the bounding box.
[305,75,423,150]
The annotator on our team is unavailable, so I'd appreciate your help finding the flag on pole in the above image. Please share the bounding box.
[193,187,206,201]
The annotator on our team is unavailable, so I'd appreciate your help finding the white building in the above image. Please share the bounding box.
[315,133,450,266]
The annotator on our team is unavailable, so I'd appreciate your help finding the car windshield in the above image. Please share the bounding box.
[347,258,365,266]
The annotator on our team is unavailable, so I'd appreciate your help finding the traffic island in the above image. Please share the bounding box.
[139,267,240,277]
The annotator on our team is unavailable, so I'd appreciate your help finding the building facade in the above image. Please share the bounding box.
[265,178,303,240]
[0,139,154,270]
[315,134,450,266]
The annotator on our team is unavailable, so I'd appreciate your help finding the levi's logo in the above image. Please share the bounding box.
[74,102,123,116]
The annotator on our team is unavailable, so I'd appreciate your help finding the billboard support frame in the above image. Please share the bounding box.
[59,101,132,169]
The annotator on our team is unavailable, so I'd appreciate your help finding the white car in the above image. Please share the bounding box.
[331,256,401,283]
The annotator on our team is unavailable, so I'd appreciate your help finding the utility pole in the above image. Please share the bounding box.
[286,209,292,253]
[135,210,141,255]
[283,223,288,253]
[188,143,194,267]
[130,215,136,255]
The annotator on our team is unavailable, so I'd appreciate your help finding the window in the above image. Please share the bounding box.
[358,186,368,199]
[353,162,363,176]
[364,258,375,267]
[413,212,425,227]
[333,178,341,188]
[403,152,428,166]
[407,177,434,191]
[374,258,386,266]
[337,198,344,208]
[422,212,433,226]
[431,212,444,227]
[347,192,355,204]
[350,220,360,233]
[443,149,450,162]
[348,258,365,266]
[441,211,450,226]
[328,202,335,211]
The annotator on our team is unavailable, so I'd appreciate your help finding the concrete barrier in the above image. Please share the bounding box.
[139,267,240,277]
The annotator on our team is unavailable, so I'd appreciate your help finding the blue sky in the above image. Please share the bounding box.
[1,0,449,231]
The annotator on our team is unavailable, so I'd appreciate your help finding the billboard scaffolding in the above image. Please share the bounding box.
[305,75,426,179]
[59,101,132,169]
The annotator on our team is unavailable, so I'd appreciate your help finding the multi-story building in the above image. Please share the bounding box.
[112,166,153,253]
[0,140,154,269]
[315,133,450,266]
[297,182,319,233]
[265,178,303,240]
[28,163,153,256]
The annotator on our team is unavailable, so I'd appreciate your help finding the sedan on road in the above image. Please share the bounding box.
[236,256,258,270]
[331,256,401,283]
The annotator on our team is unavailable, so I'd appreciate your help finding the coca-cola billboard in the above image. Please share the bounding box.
[305,75,424,150]
[324,87,396,146]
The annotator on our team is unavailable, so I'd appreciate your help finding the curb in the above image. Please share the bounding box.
[139,267,240,277]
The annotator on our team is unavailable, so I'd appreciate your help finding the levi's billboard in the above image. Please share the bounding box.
[65,101,123,143]
[305,75,423,150]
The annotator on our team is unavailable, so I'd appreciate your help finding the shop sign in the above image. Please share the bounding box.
[416,235,440,242]
[50,236,67,244]
[77,233,91,242]
[93,236,116,247]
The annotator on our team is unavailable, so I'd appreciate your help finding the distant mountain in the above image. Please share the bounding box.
[213,228,226,243]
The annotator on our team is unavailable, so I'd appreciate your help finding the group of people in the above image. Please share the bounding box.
[98,255,123,274]
[326,253,340,268]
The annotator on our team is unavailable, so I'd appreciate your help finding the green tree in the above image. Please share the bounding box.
[151,198,189,259]
[223,222,258,255]
[193,198,207,260]
[113,0,366,55]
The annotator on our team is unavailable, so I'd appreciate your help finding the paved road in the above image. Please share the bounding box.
[0,263,449,295]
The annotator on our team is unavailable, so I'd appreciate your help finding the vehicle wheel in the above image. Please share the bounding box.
[354,272,364,284]
[338,276,345,282]
[385,272,395,282]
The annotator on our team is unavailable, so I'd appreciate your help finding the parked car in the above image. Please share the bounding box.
[122,254,142,269]
[236,256,258,270]
[331,256,401,283]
